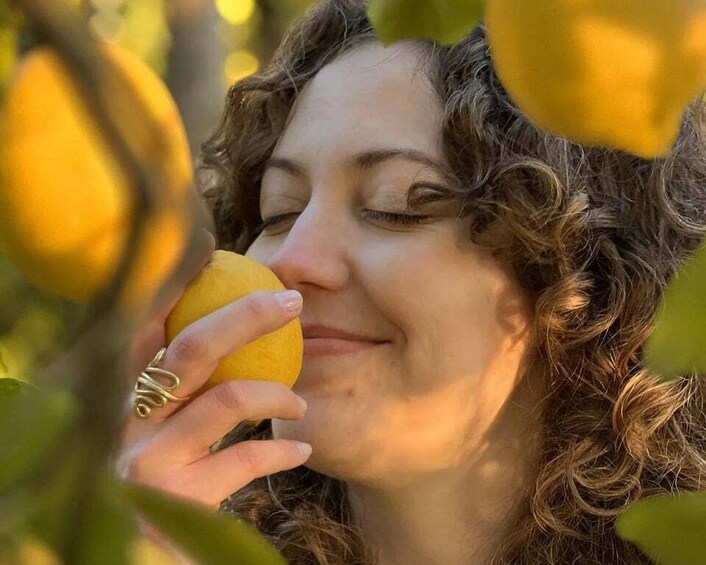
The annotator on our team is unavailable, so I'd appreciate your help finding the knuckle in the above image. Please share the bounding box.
[162,470,192,498]
[235,442,265,475]
[243,293,271,319]
[274,383,298,405]
[211,381,248,413]
[170,331,208,364]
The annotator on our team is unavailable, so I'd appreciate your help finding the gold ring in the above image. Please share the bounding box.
[133,348,191,419]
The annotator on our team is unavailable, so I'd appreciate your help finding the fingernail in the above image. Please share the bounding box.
[296,442,312,456]
[276,290,302,312]
[296,396,308,411]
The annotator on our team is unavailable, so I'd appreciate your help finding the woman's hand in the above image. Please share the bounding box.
[117,288,310,507]
[115,241,310,559]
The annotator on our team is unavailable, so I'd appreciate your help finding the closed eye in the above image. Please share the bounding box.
[253,210,431,236]
[364,210,432,225]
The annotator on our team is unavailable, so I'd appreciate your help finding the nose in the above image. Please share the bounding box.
[264,202,351,292]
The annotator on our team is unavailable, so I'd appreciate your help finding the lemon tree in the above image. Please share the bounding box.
[0,2,295,564]
[3,1,706,564]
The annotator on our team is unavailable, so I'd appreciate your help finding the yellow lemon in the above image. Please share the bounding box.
[485,0,706,158]
[165,250,303,393]
[130,537,180,565]
[0,41,192,308]
[0,537,60,565]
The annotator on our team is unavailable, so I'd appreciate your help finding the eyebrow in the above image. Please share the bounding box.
[264,148,457,186]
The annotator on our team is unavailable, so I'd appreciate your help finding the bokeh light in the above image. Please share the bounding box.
[0,302,63,382]
[218,19,256,48]
[119,0,170,75]
[83,0,170,75]
[88,8,124,42]
[224,49,259,85]
[216,0,255,26]
[89,0,126,9]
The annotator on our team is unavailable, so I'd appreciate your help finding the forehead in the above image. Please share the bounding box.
[272,41,444,162]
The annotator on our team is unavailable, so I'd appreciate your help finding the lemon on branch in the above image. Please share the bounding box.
[0,41,193,308]
[485,0,706,158]
[165,251,303,394]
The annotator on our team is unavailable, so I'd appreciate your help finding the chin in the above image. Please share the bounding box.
[271,417,369,481]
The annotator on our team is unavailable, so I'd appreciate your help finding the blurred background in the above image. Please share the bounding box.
[0,0,315,382]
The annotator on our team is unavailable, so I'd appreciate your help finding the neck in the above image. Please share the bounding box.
[346,376,544,565]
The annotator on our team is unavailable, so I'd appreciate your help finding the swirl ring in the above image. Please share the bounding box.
[133,348,192,419]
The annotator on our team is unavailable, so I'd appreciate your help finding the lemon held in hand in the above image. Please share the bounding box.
[165,251,304,393]
[0,41,192,307]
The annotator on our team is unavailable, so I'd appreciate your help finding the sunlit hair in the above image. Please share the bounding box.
[199,1,706,563]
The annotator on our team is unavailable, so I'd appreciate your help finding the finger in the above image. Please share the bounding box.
[126,288,303,427]
[126,230,215,387]
[139,380,307,466]
[174,438,313,508]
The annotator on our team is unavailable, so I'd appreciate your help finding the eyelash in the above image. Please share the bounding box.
[254,210,431,235]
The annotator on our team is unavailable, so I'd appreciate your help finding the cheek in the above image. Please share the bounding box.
[359,241,436,338]
[365,241,506,387]
[243,239,269,263]
[364,236,455,302]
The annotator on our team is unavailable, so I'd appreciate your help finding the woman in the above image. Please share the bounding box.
[119,1,706,563]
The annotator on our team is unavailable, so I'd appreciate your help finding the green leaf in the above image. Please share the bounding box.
[28,439,89,553]
[74,473,136,565]
[0,377,31,402]
[120,481,286,565]
[28,445,135,565]
[0,386,77,491]
[367,0,485,45]
[0,349,8,376]
[644,240,706,380]
[615,491,706,565]
[0,488,37,537]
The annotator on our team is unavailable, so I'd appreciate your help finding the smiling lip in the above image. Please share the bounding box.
[301,325,386,357]
[303,338,382,356]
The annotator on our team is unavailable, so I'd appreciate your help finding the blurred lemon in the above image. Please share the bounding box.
[486,0,706,158]
[0,41,192,308]
[131,536,180,564]
[165,250,303,393]
[0,535,181,565]
[0,537,60,565]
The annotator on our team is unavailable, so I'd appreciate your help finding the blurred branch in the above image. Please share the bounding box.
[255,0,280,69]
[9,0,211,561]
[11,1,156,562]
[166,0,225,159]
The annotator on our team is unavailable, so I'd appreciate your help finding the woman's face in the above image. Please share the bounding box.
[245,41,533,484]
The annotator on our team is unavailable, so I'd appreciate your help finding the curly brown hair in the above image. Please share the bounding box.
[198,1,706,563]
